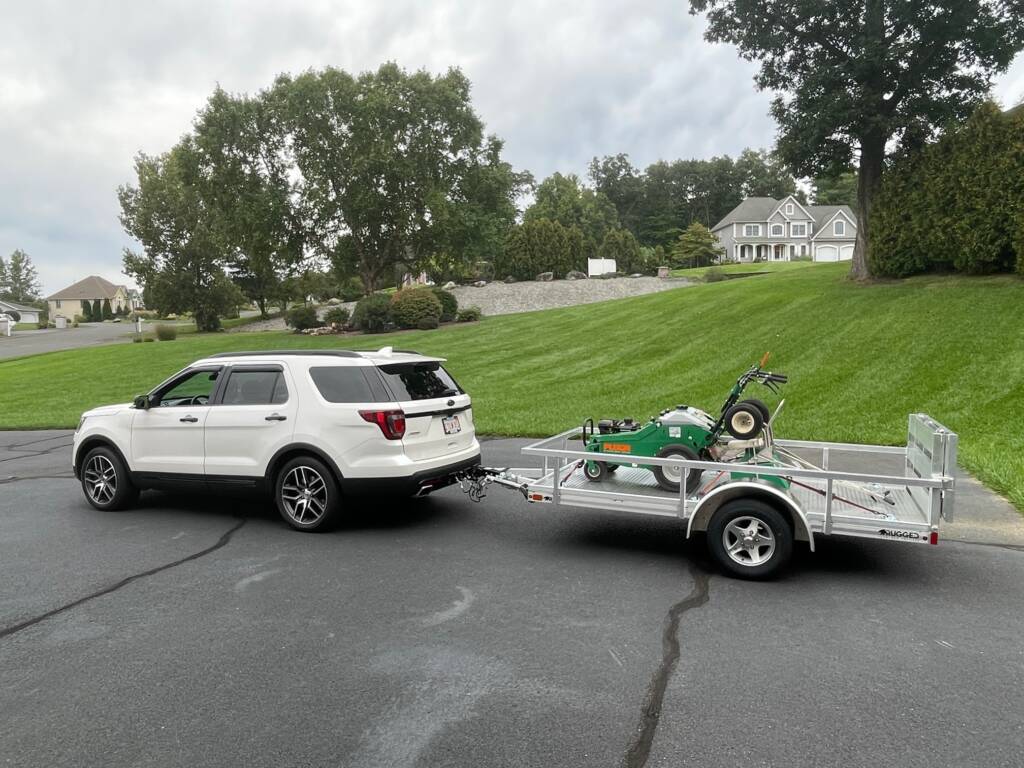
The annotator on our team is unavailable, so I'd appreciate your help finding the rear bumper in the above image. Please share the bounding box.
[341,453,481,497]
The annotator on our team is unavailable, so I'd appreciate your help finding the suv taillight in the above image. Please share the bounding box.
[360,409,406,440]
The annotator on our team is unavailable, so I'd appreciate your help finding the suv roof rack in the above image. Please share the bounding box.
[206,350,363,359]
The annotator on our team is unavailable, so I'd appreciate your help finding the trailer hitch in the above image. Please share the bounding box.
[455,466,529,502]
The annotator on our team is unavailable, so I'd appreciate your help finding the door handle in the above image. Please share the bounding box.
[265,414,287,421]
[179,416,199,423]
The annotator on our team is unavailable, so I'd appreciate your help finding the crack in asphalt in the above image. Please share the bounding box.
[0,440,74,463]
[4,433,73,450]
[0,474,74,485]
[0,518,247,640]
[621,562,711,768]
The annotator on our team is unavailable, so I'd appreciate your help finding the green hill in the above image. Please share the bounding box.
[2,263,1022,509]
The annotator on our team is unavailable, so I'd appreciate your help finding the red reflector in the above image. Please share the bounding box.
[529,493,544,502]
[929,531,939,545]
[360,409,406,440]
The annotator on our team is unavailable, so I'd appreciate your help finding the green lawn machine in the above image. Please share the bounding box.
[581,354,788,492]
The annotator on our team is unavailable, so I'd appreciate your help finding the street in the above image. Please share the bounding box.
[0,323,133,360]
[1,431,1022,767]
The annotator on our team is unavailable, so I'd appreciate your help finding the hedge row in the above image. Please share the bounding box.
[870,102,1024,277]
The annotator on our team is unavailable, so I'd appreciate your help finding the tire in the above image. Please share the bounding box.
[739,398,771,424]
[707,499,793,579]
[583,460,608,482]
[80,446,139,511]
[605,463,619,473]
[651,444,703,493]
[724,402,765,439]
[275,456,341,532]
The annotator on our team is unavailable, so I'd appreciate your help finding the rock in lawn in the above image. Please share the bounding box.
[566,270,588,280]
[504,275,517,283]
[473,280,488,288]
[536,272,554,282]
[443,281,457,290]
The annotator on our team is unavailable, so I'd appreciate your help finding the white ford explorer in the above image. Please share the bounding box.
[72,348,481,531]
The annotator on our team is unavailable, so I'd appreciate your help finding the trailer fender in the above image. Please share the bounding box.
[687,481,814,551]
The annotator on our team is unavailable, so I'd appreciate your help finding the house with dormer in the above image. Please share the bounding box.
[711,195,858,263]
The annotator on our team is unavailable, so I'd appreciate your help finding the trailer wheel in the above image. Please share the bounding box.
[583,461,608,482]
[739,398,771,424]
[707,499,793,579]
[652,444,702,493]
[724,402,765,439]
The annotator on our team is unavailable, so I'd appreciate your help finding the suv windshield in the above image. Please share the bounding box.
[378,362,462,401]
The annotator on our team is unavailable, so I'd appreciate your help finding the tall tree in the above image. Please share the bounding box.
[0,249,42,303]
[524,172,619,257]
[192,87,306,317]
[689,0,1024,279]
[278,63,522,292]
[588,154,645,237]
[812,167,859,211]
[119,142,244,331]
[735,149,798,199]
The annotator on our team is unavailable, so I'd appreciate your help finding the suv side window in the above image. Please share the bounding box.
[156,369,220,407]
[309,366,386,403]
[221,369,288,406]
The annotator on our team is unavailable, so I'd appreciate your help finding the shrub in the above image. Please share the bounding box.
[286,305,321,331]
[703,266,727,283]
[416,316,439,330]
[352,293,393,333]
[390,288,442,329]
[456,306,482,322]
[154,324,178,341]
[143,336,155,342]
[431,288,458,322]
[338,277,366,302]
[323,306,351,327]
[80,302,93,322]
[5,310,20,322]
[131,336,143,343]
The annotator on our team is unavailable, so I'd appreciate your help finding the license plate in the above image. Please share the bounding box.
[442,415,461,435]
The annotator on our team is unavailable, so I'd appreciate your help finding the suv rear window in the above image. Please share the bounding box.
[309,366,388,403]
[378,362,462,401]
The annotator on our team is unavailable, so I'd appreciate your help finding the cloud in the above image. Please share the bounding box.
[1,1,1019,295]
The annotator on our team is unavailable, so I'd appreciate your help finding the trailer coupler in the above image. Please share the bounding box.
[454,466,529,502]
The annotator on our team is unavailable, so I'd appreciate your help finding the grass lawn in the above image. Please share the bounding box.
[2,264,1022,510]
[670,261,816,278]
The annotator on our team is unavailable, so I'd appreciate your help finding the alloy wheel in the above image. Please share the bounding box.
[84,455,117,505]
[722,516,776,567]
[281,465,329,525]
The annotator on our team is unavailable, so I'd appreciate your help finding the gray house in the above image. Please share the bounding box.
[711,195,858,263]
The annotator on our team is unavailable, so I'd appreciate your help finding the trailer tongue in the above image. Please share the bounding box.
[456,413,957,580]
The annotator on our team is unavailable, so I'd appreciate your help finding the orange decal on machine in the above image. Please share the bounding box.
[602,443,633,453]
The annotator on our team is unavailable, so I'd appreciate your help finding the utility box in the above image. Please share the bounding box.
[588,258,617,277]
[55,316,67,329]
[1,318,11,337]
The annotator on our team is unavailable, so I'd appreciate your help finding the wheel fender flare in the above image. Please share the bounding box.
[687,481,814,551]
[264,443,345,486]
[74,434,132,478]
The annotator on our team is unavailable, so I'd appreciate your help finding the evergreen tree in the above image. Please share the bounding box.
[102,298,113,320]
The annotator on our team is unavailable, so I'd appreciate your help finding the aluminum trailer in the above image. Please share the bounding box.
[463,414,957,579]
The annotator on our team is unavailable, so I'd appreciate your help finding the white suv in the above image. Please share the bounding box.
[73,347,481,531]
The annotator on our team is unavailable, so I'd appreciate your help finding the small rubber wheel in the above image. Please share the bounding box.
[724,402,765,439]
[81,446,139,511]
[707,499,793,579]
[275,456,340,532]
[739,398,771,424]
[583,461,608,482]
[652,444,702,493]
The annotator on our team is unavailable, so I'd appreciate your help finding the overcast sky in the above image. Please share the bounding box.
[3,1,1023,296]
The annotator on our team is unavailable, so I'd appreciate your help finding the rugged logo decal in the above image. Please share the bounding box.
[602,443,633,453]
[877,529,920,539]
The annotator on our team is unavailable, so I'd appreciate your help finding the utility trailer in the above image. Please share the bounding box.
[461,414,958,579]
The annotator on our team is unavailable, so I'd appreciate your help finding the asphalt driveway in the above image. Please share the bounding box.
[1,431,1022,767]
[0,322,133,359]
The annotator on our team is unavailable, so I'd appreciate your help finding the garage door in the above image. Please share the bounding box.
[839,245,854,261]
[815,245,839,262]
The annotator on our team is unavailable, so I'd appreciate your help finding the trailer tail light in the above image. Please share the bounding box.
[360,409,406,440]
[929,531,939,545]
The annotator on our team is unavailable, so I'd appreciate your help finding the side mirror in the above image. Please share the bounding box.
[133,394,152,410]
